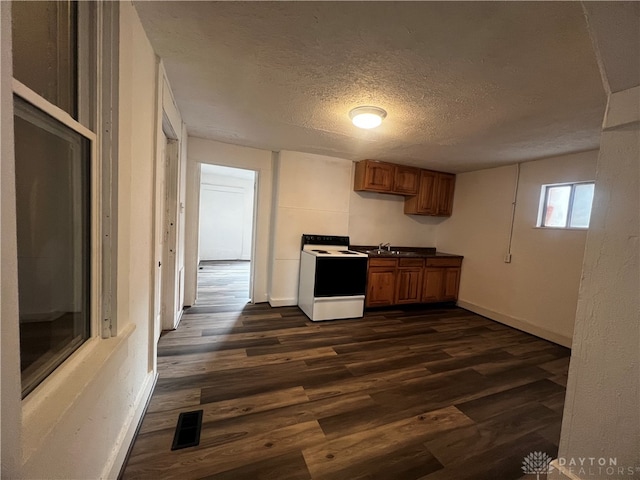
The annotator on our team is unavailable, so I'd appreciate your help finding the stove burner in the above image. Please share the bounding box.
[312,249,329,254]
[339,250,358,255]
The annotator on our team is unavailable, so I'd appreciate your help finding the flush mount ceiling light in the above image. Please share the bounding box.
[349,106,387,129]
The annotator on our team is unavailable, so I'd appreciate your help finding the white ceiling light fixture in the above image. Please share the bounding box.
[349,106,387,129]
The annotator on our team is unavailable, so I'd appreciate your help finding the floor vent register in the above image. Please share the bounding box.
[171,410,203,450]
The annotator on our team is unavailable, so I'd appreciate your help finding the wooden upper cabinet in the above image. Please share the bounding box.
[404,170,438,215]
[354,160,395,193]
[392,165,420,195]
[354,160,455,216]
[404,170,456,217]
[436,173,456,216]
[354,160,419,195]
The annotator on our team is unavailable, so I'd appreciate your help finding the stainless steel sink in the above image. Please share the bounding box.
[366,250,419,257]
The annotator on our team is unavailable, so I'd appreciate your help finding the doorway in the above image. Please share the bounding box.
[197,164,256,306]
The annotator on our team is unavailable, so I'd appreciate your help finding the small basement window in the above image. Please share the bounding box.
[537,181,595,229]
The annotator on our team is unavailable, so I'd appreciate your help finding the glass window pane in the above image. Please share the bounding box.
[570,183,595,228]
[544,186,571,227]
[12,1,78,118]
[14,96,90,398]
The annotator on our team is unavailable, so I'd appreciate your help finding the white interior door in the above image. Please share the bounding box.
[161,138,180,330]
[153,135,167,342]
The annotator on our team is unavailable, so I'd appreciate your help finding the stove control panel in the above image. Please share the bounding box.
[301,234,350,248]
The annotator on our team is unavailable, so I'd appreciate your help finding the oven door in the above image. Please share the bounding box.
[314,257,368,297]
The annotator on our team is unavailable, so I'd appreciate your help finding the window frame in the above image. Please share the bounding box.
[13,79,102,396]
[537,181,595,229]
[12,0,119,399]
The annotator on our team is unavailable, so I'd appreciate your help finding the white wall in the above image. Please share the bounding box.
[553,86,639,480]
[551,2,640,474]
[349,188,440,248]
[2,3,164,478]
[553,86,640,480]
[437,150,598,346]
[199,164,255,261]
[186,137,273,304]
[269,151,353,306]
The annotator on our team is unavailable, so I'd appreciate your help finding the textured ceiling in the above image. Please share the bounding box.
[582,2,640,94]
[134,1,607,173]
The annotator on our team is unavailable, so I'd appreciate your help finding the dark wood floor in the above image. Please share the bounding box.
[122,262,569,480]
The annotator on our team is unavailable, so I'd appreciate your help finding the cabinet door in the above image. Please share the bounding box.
[395,268,423,304]
[442,268,460,301]
[354,160,394,193]
[436,173,456,216]
[366,267,396,307]
[404,170,438,215]
[392,165,420,195]
[422,268,445,302]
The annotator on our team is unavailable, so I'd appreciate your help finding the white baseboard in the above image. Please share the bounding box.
[102,371,158,480]
[253,292,269,304]
[268,297,297,307]
[456,300,572,348]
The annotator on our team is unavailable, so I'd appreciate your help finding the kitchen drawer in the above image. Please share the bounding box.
[398,258,424,267]
[425,257,462,267]
[368,258,397,267]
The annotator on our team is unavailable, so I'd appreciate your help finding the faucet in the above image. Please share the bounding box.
[378,242,391,252]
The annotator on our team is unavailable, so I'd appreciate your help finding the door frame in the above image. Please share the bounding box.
[161,120,180,331]
[151,61,184,372]
[196,163,258,304]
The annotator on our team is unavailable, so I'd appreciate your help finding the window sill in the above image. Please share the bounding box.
[21,322,136,464]
[533,226,589,231]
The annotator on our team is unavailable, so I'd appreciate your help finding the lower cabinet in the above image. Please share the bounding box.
[423,257,462,303]
[395,259,424,304]
[423,267,460,302]
[366,256,462,307]
[366,259,397,307]
[442,267,461,301]
[422,268,445,303]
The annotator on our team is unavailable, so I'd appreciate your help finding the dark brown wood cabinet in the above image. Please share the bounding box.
[435,173,456,216]
[404,171,456,216]
[354,160,395,193]
[365,258,397,307]
[392,165,420,195]
[422,268,445,302]
[354,160,420,196]
[395,258,424,304]
[442,267,461,301]
[422,257,462,303]
[404,170,438,215]
[354,160,454,215]
[366,256,462,307]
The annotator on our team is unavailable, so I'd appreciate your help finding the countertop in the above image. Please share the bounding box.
[350,245,463,259]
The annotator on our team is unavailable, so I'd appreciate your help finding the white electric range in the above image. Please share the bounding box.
[298,234,368,321]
